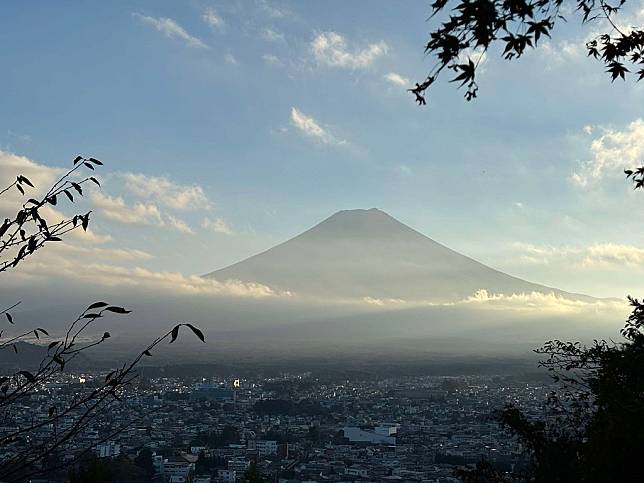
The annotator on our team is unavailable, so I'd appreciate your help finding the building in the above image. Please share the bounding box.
[95,441,120,458]
[228,457,250,473]
[217,469,236,482]
[375,423,400,436]
[248,439,278,457]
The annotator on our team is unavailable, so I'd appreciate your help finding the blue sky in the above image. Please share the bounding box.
[2,0,644,299]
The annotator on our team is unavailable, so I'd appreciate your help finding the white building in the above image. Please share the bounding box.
[375,423,400,436]
[95,441,120,458]
[248,439,278,457]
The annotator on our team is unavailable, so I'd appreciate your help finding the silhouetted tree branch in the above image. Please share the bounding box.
[414,0,643,104]
[0,156,205,481]
[486,294,644,481]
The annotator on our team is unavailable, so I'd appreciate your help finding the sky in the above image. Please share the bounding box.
[2,0,644,303]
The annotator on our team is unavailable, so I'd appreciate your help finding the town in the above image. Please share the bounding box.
[1,369,552,482]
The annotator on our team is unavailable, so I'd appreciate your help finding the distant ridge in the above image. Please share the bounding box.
[206,208,591,303]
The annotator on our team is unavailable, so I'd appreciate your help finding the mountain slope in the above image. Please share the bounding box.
[206,208,588,302]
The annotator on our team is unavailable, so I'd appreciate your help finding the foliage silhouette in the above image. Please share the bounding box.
[243,462,266,483]
[457,290,644,481]
[0,156,204,482]
[413,0,643,104]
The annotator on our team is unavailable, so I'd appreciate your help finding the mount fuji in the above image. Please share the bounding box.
[206,208,588,303]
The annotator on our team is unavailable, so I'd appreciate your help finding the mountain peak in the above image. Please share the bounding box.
[205,209,582,303]
[308,208,415,241]
[324,208,393,224]
[331,207,386,216]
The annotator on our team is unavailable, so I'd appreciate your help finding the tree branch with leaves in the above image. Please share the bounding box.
[413,0,643,104]
[0,156,205,482]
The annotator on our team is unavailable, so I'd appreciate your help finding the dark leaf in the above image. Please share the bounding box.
[71,182,83,195]
[83,162,95,170]
[186,323,205,343]
[143,350,152,356]
[48,341,60,350]
[105,306,131,314]
[18,176,34,187]
[170,325,180,344]
[27,236,36,252]
[73,156,83,165]
[83,313,103,319]
[87,301,109,310]
[103,331,111,339]
[53,354,65,370]
[0,220,10,238]
[88,157,103,165]
[6,313,13,324]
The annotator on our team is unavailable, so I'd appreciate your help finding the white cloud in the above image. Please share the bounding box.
[202,7,224,31]
[458,289,625,315]
[121,173,211,211]
[572,119,644,186]
[585,243,644,266]
[258,0,291,19]
[290,107,345,146]
[91,192,194,234]
[202,217,233,235]
[10,253,285,298]
[510,241,644,268]
[262,28,284,42]
[358,288,626,316]
[290,108,325,138]
[47,243,153,261]
[263,54,281,65]
[539,40,583,68]
[91,192,163,225]
[311,32,387,69]
[362,296,406,306]
[384,72,409,87]
[167,215,194,234]
[224,53,238,65]
[397,165,412,176]
[133,13,208,49]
